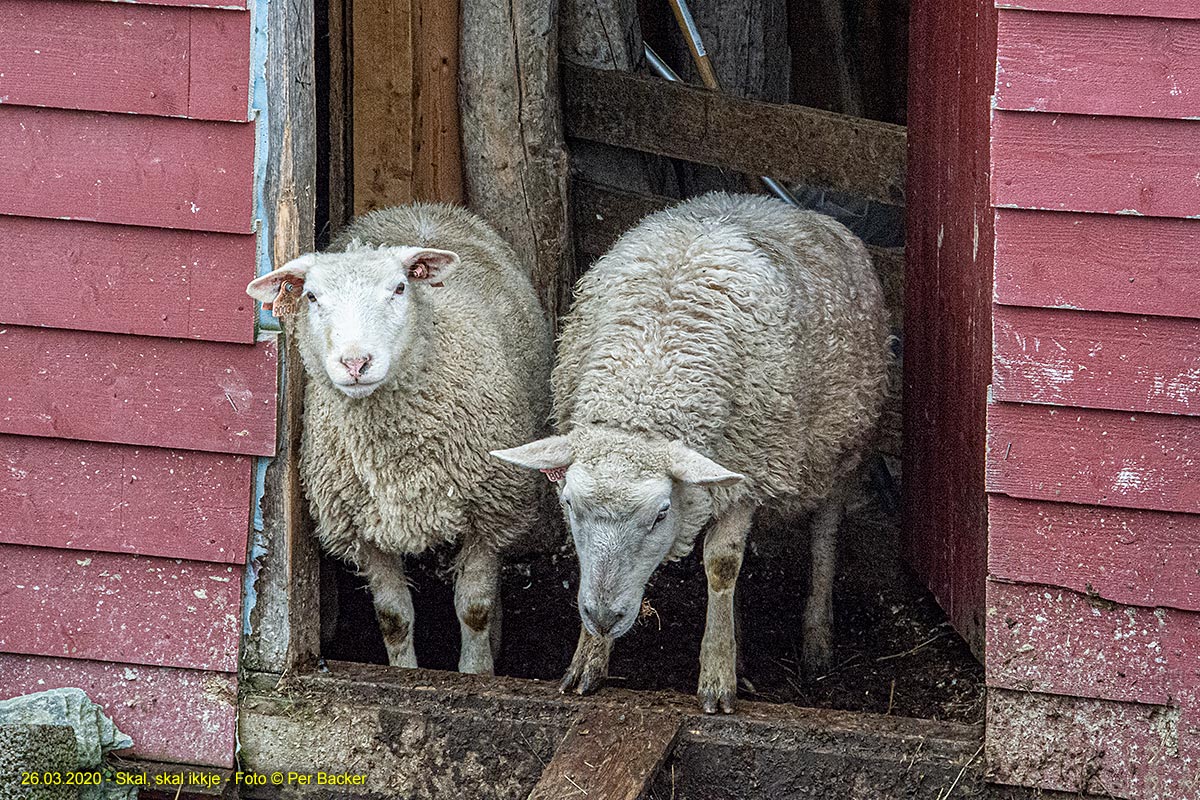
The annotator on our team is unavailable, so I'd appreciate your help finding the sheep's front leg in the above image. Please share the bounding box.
[560,626,613,695]
[801,495,842,677]
[359,546,417,668]
[454,544,501,675]
[699,502,753,714]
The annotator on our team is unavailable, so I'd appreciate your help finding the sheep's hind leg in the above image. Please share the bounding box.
[560,626,613,695]
[801,495,842,678]
[455,544,501,675]
[360,546,417,668]
[700,502,754,714]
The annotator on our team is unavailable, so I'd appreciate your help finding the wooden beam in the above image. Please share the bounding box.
[563,65,907,206]
[527,709,680,800]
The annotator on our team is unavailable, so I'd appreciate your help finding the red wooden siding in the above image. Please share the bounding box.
[0,655,236,766]
[994,210,1200,320]
[0,106,255,233]
[993,306,1200,416]
[997,1,1200,20]
[0,217,256,343]
[0,326,277,456]
[997,11,1200,119]
[95,0,248,9]
[0,436,252,564]
[0,1,251,121]
[993,111,1200,218]
[0,546,241,672]
[987,402,1200,514]
[989,496,1200,612]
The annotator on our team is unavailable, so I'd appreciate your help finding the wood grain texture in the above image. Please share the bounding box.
[0,106,255,233]
[986,401,1200,514]
[0,546,241,671]
[987,689,1198,800]
[0,435,251,563]
[563,65,907,207]
[989,496,1200,612]
[994,209,1200,319]
[987,580,1200,705]
[95,0,248,8]
[996,10,1200,119]
[904,0,996,655]
[0,216,256,342]
[996,1,1200,20]
[0,325,278,456]
[993,305,1200,416]
[992,110,1200,219]
[0,1,250,121]
[528,709,680,800]
[0,654,237,767]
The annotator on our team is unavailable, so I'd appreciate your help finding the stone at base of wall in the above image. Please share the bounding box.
[0,724,78,800]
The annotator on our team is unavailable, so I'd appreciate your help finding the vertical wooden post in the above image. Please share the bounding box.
[460,0,572,322]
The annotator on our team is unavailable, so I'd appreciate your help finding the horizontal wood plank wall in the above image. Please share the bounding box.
[989,4,1200,796]
[94,0,249,8]
[0,655,237,767]
[0,0,266,768]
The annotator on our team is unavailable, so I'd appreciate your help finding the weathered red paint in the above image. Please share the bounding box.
[987,688,1199,800]
[997,0,1200,20]
[989,496,1200,612]
[0,1,250,121]
[0,435,252,564]
[0,654,236,767]
[0,217,256,343]
[905,0,997,655]
[997,11,1200,119]
[995,209,1200,320]
[993,305,1200,416]
[993,110,1200,219]
[987,579,1200,705]
[987,401,1200,514]
[0,106,255,233]
[0,546,241,672]
[0,326,278,456]
[95,0,248,8]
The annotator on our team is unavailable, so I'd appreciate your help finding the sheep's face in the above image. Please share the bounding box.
[246,244,458,399]
[491,430,743,639]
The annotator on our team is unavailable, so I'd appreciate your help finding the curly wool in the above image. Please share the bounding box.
[296,203,552,562]
[553,192,890,552]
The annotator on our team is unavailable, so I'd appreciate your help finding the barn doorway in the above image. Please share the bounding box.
[302,0,984,728]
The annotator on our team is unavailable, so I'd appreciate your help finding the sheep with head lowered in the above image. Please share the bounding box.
[493,192,890,712]
[246,203,551,674]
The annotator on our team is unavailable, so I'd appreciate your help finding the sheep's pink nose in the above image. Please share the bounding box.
[341,355,372,380]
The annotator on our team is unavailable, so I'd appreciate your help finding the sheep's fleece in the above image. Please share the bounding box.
[554,191,890,546]
[297,204,551,561]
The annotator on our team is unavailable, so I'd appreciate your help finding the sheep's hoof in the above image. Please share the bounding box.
[559,660,606,696]
[800,633,833,681]
[698,686,737,715]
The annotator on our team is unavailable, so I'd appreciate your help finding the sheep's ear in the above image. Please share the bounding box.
[491,436,574,481]
[246,255,315,303]
[402,248,459,286]
[668,442,744,487]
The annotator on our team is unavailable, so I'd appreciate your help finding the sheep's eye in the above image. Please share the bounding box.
[654,505,670,525]
[394,283,406,296]
[304,291,317,304]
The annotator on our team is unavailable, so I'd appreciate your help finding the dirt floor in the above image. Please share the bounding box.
[322,492,985,725]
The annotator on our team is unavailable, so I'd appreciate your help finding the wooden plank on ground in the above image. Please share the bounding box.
[992,110,1200,219]
[986,401,1200,514]
[996,0,1200,19]
[563,65,907,206]
[0,217,257,343]
[988,496,1200,612]
[994,209,1200,320]
[0,435,252,563]
[992,306,1200,416]
[0,106,255,233]
[0,1,250,121]
[987,688,1198,800]
[527,709,680,800]
[996,10,1200,119]
[0,654,237,767]
[0,326,278,456]
[0,546,241,671]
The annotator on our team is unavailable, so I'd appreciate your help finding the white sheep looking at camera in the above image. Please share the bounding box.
[494,192,890,712]
[246,203,551,675]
